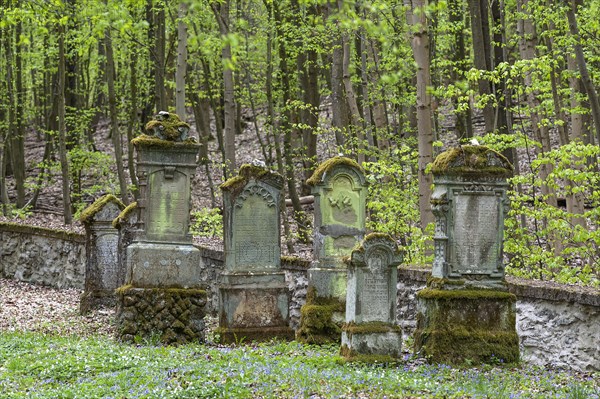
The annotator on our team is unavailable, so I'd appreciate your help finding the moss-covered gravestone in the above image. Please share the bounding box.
[217,164,294,343]
[116,112,207,345]
[297,156,366,344]
[414,145,519,364]
[341,234,403,361]
[79,194,125,314]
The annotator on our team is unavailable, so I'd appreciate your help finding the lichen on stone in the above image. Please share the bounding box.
[430,145,513,177]
[112,201,138,229]
[306,156,363,186]
[220,163,283,192]
[144,111,191,141]
[79,194,124,224]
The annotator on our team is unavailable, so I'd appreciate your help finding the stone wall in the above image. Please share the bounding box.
[0,223,86,289]
[396,266,600,372]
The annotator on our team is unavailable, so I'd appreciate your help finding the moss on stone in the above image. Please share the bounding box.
[79,194,124,224]
[306,156,363,186]
[417,288,516,301]
[220,163,283,193]
[216,327,295,344]
[144,112,190,141]
[296,287,345,344]
[339,345,398,364]
[430,145,513,177]
[112,201,138,229]
[131,134,199,148]
[0,221,85,242]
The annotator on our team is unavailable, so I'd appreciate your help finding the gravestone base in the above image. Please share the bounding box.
[308,267,348,302]
[127,242,201,288]
[296,286,345,344]
[80,290,116,314]
[218,272,293,344]
[116,286,207,345]
[341,323,403,362]
[414,288,519,364]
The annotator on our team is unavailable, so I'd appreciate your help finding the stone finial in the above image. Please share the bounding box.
[144,111,191,141]
[430,145,513,177]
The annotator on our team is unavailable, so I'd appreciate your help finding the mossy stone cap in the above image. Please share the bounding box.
[79,194,125,224]
[307,156,364,186]
[431,145,513,177]
[220,163,284,192]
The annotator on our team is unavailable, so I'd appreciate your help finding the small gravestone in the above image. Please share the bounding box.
[414,145,519,364]
[112,201,138,291]
[116,112,207,345]
[341,234,403,361]
[79,194,124,314]
[217,164,294,343]
[297,156,366,344]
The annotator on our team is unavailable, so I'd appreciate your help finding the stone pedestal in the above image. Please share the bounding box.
[298,157,366,344]
[116,112,206,344]
[414,145,519,364]
[341,234,403,361]
[79,194,124,313]
[217,164,294,343]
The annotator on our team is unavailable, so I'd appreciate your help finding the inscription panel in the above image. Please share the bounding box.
[360,249,391,322]
[322,175,360,227]
[452,193,499,274]
[96,233,119,289]
[146,170,189,239]
[232,192,279,271]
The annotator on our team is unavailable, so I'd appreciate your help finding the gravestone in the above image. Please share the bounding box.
[341,233,403,361]
[79,194,124,314]
[414,145,519,364]
[217,164,294,343]
[297,156,366,344]
[112,201,138,294]
[116,112,207,345]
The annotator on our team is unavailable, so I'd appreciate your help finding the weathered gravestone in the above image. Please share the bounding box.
[414,145,519,364]
[79,194,125,314]
[341,233,403,361]
[297,156,366,344]
[217,164,294,343]
[112,201,138,293]
[116,112,207,345]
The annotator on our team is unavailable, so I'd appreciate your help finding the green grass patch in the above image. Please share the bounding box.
[0,332,598,398]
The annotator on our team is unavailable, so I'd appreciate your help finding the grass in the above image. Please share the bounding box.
[0,332,598,398]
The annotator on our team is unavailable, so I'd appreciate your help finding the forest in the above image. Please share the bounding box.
[1,0,599,288]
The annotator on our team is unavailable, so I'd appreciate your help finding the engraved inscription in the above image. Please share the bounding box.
[97,233,119,289]
[146,170,189,238]
[361,249,390,321]
[232,193,279,270]
[324,175,359,225]
[453,194,499,274]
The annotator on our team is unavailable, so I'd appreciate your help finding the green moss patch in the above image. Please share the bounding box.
[0,222,84,242]
[112,201,138,229]
[430,145,512,177]
[418,288,516,301]
[339,345,398,365]
[306,156,363,186]
[296,287,345,345]
[131,134,199,148]
[79,194,125,224]
[341,321,401,335]
[144,112,190,141]
[220,163,283,193]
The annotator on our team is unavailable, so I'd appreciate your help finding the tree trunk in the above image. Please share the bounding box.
[330,2,348,148]
[406,0,435,231]
[127,42,139,200]
[154,1,167,113]
[175,2,188,120]
[213,1,236,178]
[57,25,72,224]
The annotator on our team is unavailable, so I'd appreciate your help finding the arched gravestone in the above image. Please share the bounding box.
[414,145,519,364]
[116,112,207,345]
[341,234,403,361]
[297,156,366,344]
[218,164,294,343]
[79,194,124,314]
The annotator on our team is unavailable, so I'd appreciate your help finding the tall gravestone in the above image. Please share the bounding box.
[414,145,519,364]
[297,156,366,344]
[341,233,403,361]
[79,194,124,314]
[217,164,294,343]
[116,112,207,345]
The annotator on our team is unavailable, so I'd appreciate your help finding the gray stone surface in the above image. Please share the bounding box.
[0,224,85,289]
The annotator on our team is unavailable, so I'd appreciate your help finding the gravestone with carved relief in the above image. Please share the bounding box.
[341,233,403,361]
[116,112,207,345]
[297,156,366,344]
[414,145,519,364]
[217,164,294,343]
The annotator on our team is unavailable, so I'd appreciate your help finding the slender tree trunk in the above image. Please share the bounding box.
[175,1,188,120]
[566,0,600,144]
[13,11,26,207]
[58,25,72,224]
[330,2,348,147]
[406,0,434,231]
[127,44,139,200]
[105,26,129,204]
[213,1,236,178]
[154,1,167,113]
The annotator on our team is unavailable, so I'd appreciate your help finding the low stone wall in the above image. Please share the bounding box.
[396,267,600,372]
[0,222,86,289]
